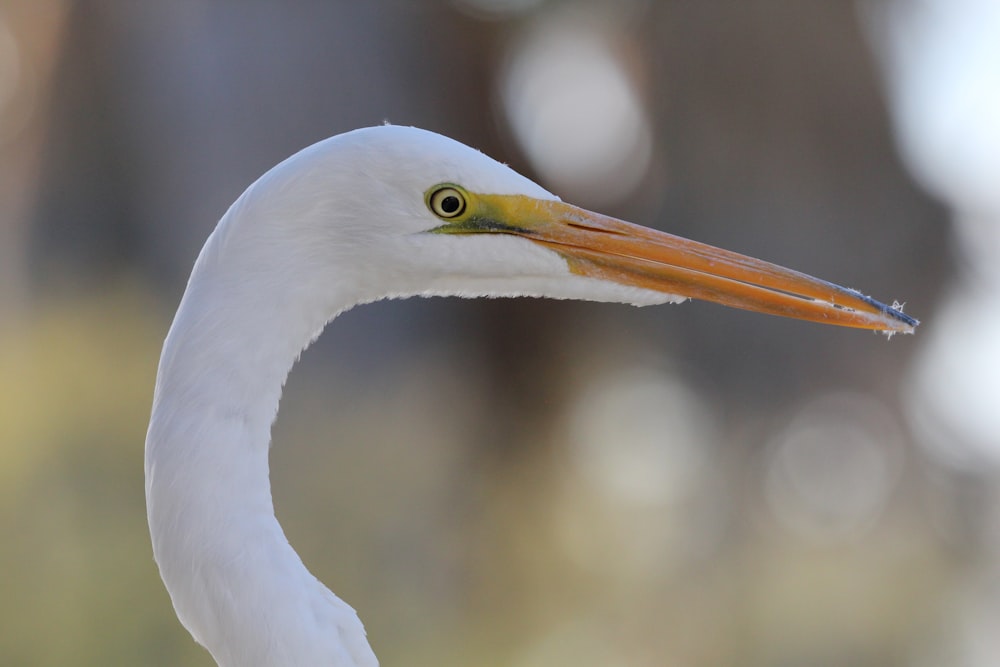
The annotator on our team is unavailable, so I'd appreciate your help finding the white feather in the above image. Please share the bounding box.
[145,125,676,667]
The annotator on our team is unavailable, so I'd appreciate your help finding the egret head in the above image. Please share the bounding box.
[217,125,916,333]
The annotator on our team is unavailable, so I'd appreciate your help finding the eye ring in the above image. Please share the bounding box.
[428,186,467,219]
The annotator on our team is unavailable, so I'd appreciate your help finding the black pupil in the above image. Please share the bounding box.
[440,195,460,214]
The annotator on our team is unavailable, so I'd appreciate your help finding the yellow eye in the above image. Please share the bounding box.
[428,186,467,219]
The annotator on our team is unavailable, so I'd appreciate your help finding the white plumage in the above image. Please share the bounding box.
[145,125,914,666]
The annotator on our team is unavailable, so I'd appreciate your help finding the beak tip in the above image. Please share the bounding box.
[886,309,919,334]
[845,289,918,334]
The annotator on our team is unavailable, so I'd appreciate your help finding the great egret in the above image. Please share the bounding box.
[145,125,916,666]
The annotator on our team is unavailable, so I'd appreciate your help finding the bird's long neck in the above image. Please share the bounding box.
[144,219,378,666]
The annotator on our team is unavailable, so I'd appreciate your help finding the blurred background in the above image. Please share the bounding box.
[1,1,998,665]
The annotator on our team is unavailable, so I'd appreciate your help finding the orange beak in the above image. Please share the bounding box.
[456,194,917,334]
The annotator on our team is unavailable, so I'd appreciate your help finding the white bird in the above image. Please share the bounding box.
[145,125,916,666]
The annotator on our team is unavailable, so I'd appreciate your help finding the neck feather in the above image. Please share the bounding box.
[144,222,378,667]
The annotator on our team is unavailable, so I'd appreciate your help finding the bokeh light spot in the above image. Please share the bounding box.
[765,392,904,542]
[500,11,652,205]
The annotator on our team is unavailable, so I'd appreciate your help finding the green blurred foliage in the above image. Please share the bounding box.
[0,286,211,666]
